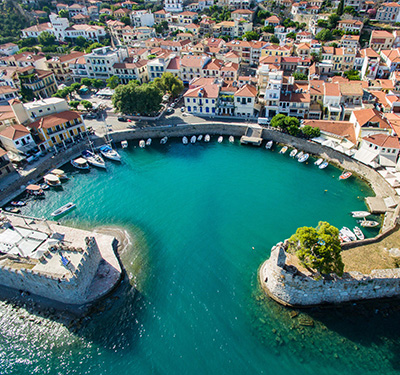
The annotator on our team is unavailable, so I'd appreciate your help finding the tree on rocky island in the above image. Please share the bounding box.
[153,72,183,98]
[287,221,344,277]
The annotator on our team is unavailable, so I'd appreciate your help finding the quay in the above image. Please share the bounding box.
[240,125,263,146]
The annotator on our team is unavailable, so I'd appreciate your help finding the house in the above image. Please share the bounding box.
[323,82,341,120]
[340,35,360,49]
[231,9,254,22]
[264,15,280,26]
[376,2,400,22]
[337,19,363,33]
[113,59,148,84]
[0,43,19,56]
[14,67,58,99]
[0,147,15,180]
[0,124,36,154]
[164,0,183,13]
[349,108,392,139]
[45,51,85,83]
[369,30,394,51]
[180,55,211,84]
[68,4,88,17]
[0,86,19,103]
[234,84,257,117]
[356,134,400,167]
[184,84,219,116]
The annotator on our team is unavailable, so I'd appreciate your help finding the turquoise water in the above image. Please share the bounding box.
[3,139,399,375]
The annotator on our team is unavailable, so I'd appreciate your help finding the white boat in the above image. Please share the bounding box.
[279,146,288,154]
[121,140,128,148]
[160,136,168,144]
[26,184,44,197]
[197,135,203,141]
[182,136,188,145]
[296,151,304,159]
[298,153,309,163]
[229,136,234,143]
[351,211,371,218]
[218,136,223,143]
[99,145,121,162]
[319,161,328,169]
[11,201,26,207]
[341,227,357,241]
[314,158,323,166]
[139,140,145,148]
[204,134,210,142]
[51,168,68,180]
[290,149,298,157]
[146,138,152,146]
[51,202,76,217]
[82,150,106,169]
[339,231,351,243]
[353,226,364,240]
[71,157,90,170]
[265,140,273,149]
[44,173,61,187]
[41,183,50,190]
[359,220,379,228]
[190,135,196,144]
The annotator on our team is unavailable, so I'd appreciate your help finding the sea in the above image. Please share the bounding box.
[2,138,400,375]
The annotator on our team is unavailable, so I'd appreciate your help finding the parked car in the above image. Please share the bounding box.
[166,108,173,114]
[85,113,96,119]
[171,102,175,108]
[118,116,127,122]
[180,107,185,112]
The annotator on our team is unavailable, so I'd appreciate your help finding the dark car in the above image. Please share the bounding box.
[118,116,127,122]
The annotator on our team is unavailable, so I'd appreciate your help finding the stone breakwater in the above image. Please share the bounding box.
[259,243,400,307]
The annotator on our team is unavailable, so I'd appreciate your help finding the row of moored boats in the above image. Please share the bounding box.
[71,144,121,170]
[131,134,235,148]
[339,211,380,242]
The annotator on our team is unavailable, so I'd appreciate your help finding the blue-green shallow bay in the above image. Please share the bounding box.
[3,139,400,375]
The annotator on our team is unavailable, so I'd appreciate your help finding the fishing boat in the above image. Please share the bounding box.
[146,138,152,146]
[204,134,210,142]
[182,136,188,145]
[265,140,273,149]
[358,220,379,228]
[139,140,145,148]
[351,211,371,218]
[51,169,68,180]
[121,140,128,148]
[160,137,168,144]
[44,174,61,187]
[82,150,106,169]
[218,136,223,143]
[353,226,364,240]
[341,227,356,241]
[319,161,328,169]
[296,151,304,159]
[26,184,44,197]
[314,158,323,166]
[190,135,196,144]
[229,136,234,143]
[290,149,298,157]
[298,153,309,163]
[99,145,121,162]
[339,171,352,180]
[51,202,76,217]
[71,157,90,170]
[197,135,203,141]
[279,146,288,154]
[11,201,26,207]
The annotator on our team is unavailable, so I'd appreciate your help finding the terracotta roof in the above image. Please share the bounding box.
[234,84,257,97]
[231,8,254,14]
[324,82,340,97]
[0,147,6,158]
[304,120,357,144]
[0,85,18,95]
[189,77,216,87]
[361,48,380,59]
[29,111,81,130]
[180,55,208,68]
[371,30,394,38]
[352,108,390,128]
[48,51,85,64]
[166,56,180,70]
[309,80,324,95]
[184,84,219,98]
[363,134,400,148]
[339,82,363,96]
[0,124,30,140]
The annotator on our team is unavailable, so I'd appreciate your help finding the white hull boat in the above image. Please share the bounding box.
[100,145,121,161]
[82,150,106,169]
[139,140,145,148]
[44,173,61,187]
[182,136,188,145]
[229,136,234,143]
[51,168,68,180]
[71,157,90,170]
[197,135,203,141]
[218,136,223,143]
[279,146,288,154]
[351,211,370,218]
[51,202,76,217]
[353,226,364,240]
[339,231,351,243]
[319,161,328,169]
[204,134,210,142]
[146,138,152,146]
[121,140,128,148]
[160,137,168,144]
[341,227,357,241]
[314,158,323,166]
[290,149,298,157]
[358,220,379,228]
[296,151,304,159]
[265,141,273,149]
[298,153,309,163]
[190,135,196,144]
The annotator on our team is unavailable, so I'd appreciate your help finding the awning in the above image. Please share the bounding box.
[353,148,379,168]
[26,184,41,191]
[74,157,87,165]
[51,169,64,175]
[379,155,397,167]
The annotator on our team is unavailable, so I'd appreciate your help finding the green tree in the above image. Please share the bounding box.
[262,25,274,33]
[81,100,93,110]
[106,75,120,89]
[301,125,320,138]
[344,69,361,80]
[75,36,88,47]
[153,72,184,98]
[315,29,333,42]
[70,82,82,92]
[293,72,308,80]
[42,6,51,14]
[337,0,344,15]
[317,19,328,28]
[69,100,80,109]
[242,31,260,41]
[85,42,103,53]
[53,87,71,98]
[120,15,130,25]
[38,31,56,46]
[270,35,280,44]
[287,221,344,277]
[328,13,340,28]
[270,114,300,132]
[59,9,69,18]
[81,78,93,87]
[286,32,296,39]
[92,79,104,89]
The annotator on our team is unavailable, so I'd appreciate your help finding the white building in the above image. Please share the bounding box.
[257,65,282,118]
[85,47,129,80]
[164,0,183,13]
[357,134,400,167]
[0,124,36,154]
[184,84,219,116]
[234,84,257,117]
[130,10,155,27]
[0,43,19,56]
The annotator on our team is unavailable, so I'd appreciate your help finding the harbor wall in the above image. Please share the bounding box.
[0,237,102,305]
[260,244,400,307]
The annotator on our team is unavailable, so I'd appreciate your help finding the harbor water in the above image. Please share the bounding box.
[3,139,400,375]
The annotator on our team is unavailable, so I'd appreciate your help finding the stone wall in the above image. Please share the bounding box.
[260,244,400,307]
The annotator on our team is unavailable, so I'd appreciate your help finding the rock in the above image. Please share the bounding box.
[388,248,400,258]
[290,311,299,319]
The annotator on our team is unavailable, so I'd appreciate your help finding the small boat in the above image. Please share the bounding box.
[197,135,203,141]
[319,161,328,169]
[139,140,145,148]
[265,141,273,149]
[353,226,364,240]
[71,157,90,170]
[204,134,210,142]
[358,220,379,228]
[314,158,323,166]
[339,171,352,180]
[290,149,298,158]
[99,145,121,162]
[41,183,50,190]
[279,146,288,154]
[341,227,357,241]
[160,137,168,144]
[51,169,68,180]
[351,211,371,218]
[339,230,351,243]
[82,150,106,169]
[121,140,128,148]
[51,202,76,217]
[26,184,44,197]
[11,201,26,207]
[229,136,234,143]
[296,151,304,159]
[218,136,223,143]
[182,136,188,145]
[190,135,196,144]
[298,153,309,163]
[146,138,152,146]
[5,207,20,214]
[44,174,61,187]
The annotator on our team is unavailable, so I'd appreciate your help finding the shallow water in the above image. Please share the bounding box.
[3,138,397,375]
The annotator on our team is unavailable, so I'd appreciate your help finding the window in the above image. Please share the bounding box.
[247,98,251,103]
[15,140,19,145]
[237,98,240,103]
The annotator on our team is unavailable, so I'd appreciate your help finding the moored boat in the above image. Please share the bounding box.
[339,230,351,243]
[71,157,90,170]
[44,173,61,187]
[160,136,168,144]
[358,220,379,228]
[279,146,288,154]
[11,201,26,207]
[82,150,106,169]
[121,140,128,148]
[353,226,364,240]
[290,149,298,157]
[41,183,50,190]
[204,134,210,142]
[296,151,304,159]
[51,202,76,217]
[99,145,121,162]
[26,184,44,197]
[51,168,68,180]
[218,136,223,143]
[351,211,370,218]
[341,227,357,241]
[319,161,328,169]
[5,207,20,214]
[229,136,234,143]
[265,140,273,149]
[190,135,196,144]
[197,135,203,141]
[139,140,145,148]
[314,158,323,166]
[339,171,352,180]
[146,138,152,146]
[298,153,309,163]
[182,136,188,145]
